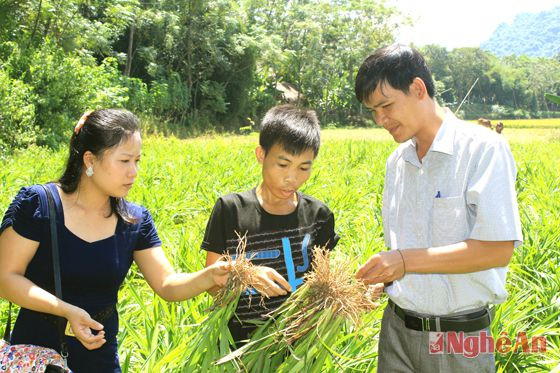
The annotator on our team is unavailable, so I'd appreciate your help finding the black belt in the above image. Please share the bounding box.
[388,299,493,333]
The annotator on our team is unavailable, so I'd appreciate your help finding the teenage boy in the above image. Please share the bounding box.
[354,44,522,372]
[203,104,339,344]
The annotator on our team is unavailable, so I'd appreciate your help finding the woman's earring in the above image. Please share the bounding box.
[86,166,94,177]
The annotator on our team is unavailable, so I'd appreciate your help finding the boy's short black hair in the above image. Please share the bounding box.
[259,104,320,157]
[355,44,435,103]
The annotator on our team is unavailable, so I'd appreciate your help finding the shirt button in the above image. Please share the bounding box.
[419,169,424,175]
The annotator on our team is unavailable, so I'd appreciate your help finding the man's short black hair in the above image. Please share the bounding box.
[355,44,435,103]
[259,104,320,157]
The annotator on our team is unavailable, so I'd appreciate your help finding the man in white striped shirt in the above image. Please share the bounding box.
[355,44,522,372]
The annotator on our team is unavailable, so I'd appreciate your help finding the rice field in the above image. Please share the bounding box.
[491,118,560,129]
[464,118,560,129]
[0,125,559,372]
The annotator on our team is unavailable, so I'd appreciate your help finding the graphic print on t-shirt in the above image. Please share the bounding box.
[227,223,324,322]
[233,233,311,294]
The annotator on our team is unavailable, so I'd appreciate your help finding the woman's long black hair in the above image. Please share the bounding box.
[58,109,140,224]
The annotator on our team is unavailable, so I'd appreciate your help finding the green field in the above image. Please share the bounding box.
[1,128,559,372]
[490,118,560,129]
[326,118,560,143]
[465,118,560,128]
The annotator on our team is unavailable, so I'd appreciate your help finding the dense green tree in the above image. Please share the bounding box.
[420,45,560,119]
[420,44,455,105]
[241,0,404,123]
[1,0,559,153]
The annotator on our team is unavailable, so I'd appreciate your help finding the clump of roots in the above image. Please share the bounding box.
[212,233,264,309]
[280,246,380,343]
[215,246,383,369]
[305,246,377,323]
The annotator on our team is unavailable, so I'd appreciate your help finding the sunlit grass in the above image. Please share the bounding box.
[466,118,560,127]
[496,118,560,129]
[0,129,558,372]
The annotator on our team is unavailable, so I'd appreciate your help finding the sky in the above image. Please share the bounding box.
[390,0,560,49]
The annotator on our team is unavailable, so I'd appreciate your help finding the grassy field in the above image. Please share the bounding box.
[488,118,560,129]
[1,124,559,372]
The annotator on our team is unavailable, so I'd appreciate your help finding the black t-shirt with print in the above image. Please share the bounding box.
[201,188,339,343]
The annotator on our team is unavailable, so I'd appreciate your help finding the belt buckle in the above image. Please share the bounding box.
[421,317,430,331]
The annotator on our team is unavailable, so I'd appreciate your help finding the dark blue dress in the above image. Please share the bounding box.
[0,184,161,372]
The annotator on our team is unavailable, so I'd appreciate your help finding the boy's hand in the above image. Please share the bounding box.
[253,266,292,297]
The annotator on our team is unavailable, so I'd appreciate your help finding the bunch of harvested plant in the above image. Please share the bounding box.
[183,235,263,372]
[217,246,380,372]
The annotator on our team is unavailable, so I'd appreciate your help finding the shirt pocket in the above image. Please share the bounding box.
[431,196,468,246]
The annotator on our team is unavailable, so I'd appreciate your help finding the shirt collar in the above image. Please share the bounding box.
[401,139,420,166]
[401,110,456,164]
[430,110,456,156]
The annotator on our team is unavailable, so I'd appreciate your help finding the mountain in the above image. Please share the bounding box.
[481,6,560,57]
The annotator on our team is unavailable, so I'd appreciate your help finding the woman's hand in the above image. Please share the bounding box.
[252,266,292,297]
[206,260,232,288]
[64,305,106,350]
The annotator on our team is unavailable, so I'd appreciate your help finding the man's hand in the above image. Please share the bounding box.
[364,282,386,311]
[252,266,292,297]
[356,250,405,284]
[367,282,385,301]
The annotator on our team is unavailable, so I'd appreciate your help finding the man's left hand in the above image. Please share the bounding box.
[356,251,405,284]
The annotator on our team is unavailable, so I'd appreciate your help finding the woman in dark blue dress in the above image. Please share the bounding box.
[0,109,231,372]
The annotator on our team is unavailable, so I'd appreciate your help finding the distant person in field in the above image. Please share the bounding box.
[0,109,231,372]
[203,104,339,346]
[354,44,522,372]
[496,121,504,134]
[477,117,493,129]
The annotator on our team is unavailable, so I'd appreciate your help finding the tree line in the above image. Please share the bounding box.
[422,45,560,120]
[1,0,559,153]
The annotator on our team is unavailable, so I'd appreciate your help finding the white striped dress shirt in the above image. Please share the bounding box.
[383,111,523,315]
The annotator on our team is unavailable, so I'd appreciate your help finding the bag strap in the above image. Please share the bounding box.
[41,184,68,359]
[1,184,67,360]
[2,303,12,341]
[4,185,68,359]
